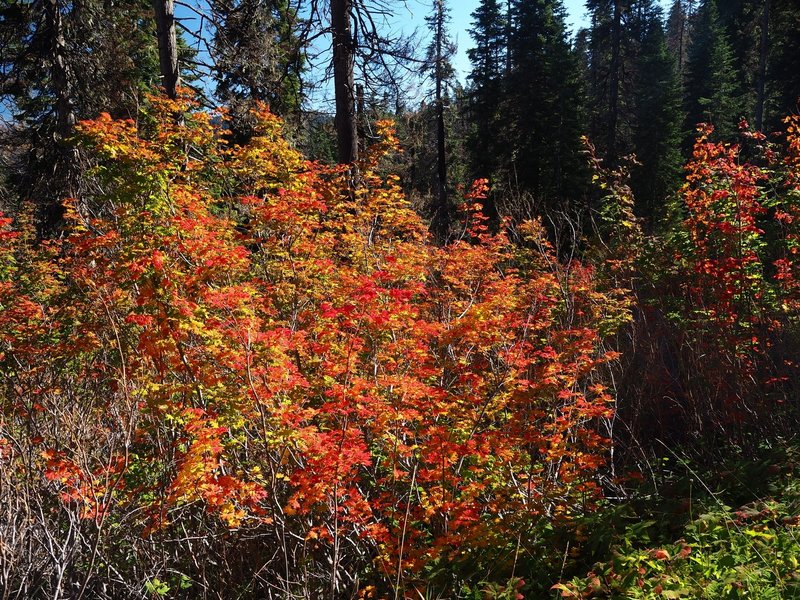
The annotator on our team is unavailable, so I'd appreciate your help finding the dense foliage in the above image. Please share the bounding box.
[2,86,800,598]
[2,0,800,598]
[0,96,627,598]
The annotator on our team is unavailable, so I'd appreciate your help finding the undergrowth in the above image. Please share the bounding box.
[550,440,800,599]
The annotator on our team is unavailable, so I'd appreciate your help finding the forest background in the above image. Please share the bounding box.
[1,0,800,598]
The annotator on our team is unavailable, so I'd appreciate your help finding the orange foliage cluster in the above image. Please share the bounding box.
[0,95,622,590]
[632,117,800,435]
[681,123,771,342]
[691,123,800,352]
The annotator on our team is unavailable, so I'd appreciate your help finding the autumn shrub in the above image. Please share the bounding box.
[603,117,800,456]
[539,120,800,599]
[0,94,623,598]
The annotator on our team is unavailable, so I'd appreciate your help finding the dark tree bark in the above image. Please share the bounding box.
[153,0,179,98]
[755,0,770,131]
[331,0,357,164]
[431,0,450,242]
[505,0,512,73]
[356,82,365,154]
[607,0,622,161]
[43,0,78,231]
[48,0,75,144]
[677,1,687,76]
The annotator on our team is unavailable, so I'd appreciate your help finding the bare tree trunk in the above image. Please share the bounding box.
[755,0,770,131]
[356,82,365,154]
[48,0,75,145]
[431,0,450,242]
[331,0,358,164]
[43,0,78,232]
[678,0,686,77]
[153,0,179,99]
[434,99,448,234]
[607,0,622,161]
[505,0,512,73]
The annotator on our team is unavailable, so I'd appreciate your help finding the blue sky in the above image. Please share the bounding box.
[303,0,601,108]
[395,0,594,81]
[414,0,668,81]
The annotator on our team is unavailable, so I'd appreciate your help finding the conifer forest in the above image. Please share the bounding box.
[2,0,800,597]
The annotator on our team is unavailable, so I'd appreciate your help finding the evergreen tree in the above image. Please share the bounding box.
[573,26,592,82]
[396,86,470,219]
[631,12,683,222]
[466,0,506,193]
[0,0,159,232]
[754,0,770,131]
[766,0,800,129]
[211,0,304,140]
[666,0,690,78]
[501,0,586,211]
[585,0,633,163]
[585,1,670,161]
[684,0,743,142]
[423,0,457,241]
[717,0,762,127]
[582,0,686,220]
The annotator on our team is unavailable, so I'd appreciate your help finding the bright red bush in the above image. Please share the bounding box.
[0,95,620,594]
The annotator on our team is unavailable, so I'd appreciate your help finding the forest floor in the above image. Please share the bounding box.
[549,440,800,598]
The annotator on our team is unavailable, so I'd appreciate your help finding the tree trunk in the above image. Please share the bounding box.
[607,0,621,161]
[678,0,686,77]
[755,0,770,131]
[153,0,179,99]
[48,0,75,145]
[431,0,450,242]
[43,0,78,232]
[331,0,358,164]
[356,83,365,154]
[505,0,512,73]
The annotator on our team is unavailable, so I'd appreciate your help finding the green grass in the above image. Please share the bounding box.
[552,440,800,599]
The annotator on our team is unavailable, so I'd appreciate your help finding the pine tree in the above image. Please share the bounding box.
[423,0,457,242]
[582,0,686,219]
[585,0,670,162]
[211,0,303,140]
[766,0,800,129]
[631,11,683,222]
[0,0,159,232]
[684,0,743,142]
[754,0,770,131]
[666,0,691,78]
[500,0,586,210]
[466,0,506,192]
[585,0,633,163]
[717,0,763,128]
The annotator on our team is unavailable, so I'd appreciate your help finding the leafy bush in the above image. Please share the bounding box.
[555,443,800,599]
[0,94,622,598]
